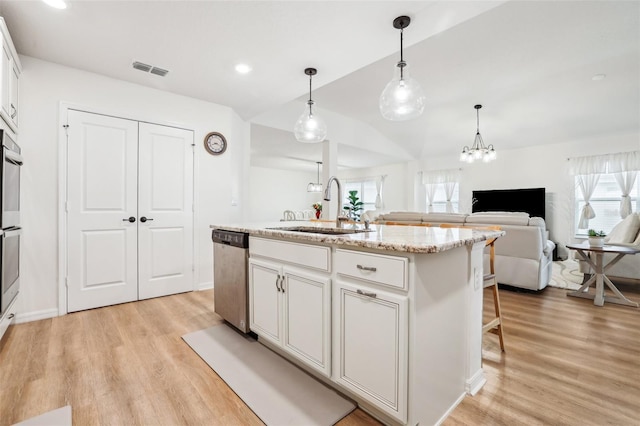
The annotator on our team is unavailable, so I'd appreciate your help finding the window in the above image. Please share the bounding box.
[344,179,377,213]
[575,173,639,235]
[428,184,459,213]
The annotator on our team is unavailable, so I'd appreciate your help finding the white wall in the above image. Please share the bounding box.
[17,56,250,320]
[248,166,322,222]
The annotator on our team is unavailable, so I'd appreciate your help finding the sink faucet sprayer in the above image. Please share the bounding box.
[324,176,344,228]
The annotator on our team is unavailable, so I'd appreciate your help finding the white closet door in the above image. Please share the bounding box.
[137,122,194,300]
[67,110,139,312]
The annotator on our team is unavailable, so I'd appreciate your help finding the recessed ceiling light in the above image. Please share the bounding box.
[592,73,606,81]
[235,64,252,74]
[42,0,68,9]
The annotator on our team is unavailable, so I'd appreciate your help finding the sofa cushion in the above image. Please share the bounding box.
[605,213,640,244]
[421,213,467,223]
[378,212,424,222]
[466,212,530,226]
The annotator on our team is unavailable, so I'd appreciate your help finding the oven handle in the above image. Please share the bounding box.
[2,228,21,238]
[4,149,23,166]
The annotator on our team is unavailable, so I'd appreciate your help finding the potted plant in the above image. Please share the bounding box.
[587,229,606,247]
[312,202,322,219]
[343,190,364,221]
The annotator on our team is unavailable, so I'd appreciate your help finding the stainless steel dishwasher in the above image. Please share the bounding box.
[212,229,250,333]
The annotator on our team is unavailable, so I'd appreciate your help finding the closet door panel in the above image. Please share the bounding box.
[66,110,139,312]
[138,123,194,299]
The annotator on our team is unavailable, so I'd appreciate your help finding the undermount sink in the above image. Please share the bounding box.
[269,226,372,235]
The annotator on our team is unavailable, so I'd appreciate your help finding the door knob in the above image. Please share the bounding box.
[123,216,136,223]
[140,217,154,223]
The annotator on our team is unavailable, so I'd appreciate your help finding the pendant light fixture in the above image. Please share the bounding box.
[294,68,327,143]
[460,104,496,163]
[379,16,426,121]
[307,161,323,192]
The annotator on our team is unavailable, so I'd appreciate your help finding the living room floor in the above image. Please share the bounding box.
[0,286,638,425]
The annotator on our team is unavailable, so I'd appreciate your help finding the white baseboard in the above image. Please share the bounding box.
[435,391,467,426]
[465,369,487,396]
[198,281,213,291]
[15,308,59,324]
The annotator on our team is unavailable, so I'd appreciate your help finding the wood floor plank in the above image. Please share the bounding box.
[1,285,639,425]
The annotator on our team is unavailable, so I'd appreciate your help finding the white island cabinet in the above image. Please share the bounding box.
[212,222,502,426]
[249,237,332,377]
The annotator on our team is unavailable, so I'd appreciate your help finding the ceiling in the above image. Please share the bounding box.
[1,1,638,172]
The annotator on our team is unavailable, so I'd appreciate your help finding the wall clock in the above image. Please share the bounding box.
[204,132,227,155]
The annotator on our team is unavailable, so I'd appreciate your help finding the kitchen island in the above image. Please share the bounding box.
[210,221,503,425]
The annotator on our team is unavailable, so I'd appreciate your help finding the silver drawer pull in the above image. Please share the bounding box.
[357,289,377,298]
[356,264,377,272]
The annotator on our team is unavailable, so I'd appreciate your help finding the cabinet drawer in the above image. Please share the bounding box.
[250,237,331,272]
[335,249,408,290]
[0,293,18,342]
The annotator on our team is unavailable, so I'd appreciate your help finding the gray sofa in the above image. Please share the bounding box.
[367,211,555,291]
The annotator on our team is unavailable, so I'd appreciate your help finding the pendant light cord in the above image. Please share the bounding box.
[308,73,313,115]
[476,107,480,134]
[399,28,404,80]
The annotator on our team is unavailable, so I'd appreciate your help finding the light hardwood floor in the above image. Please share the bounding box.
[1,284,639,425]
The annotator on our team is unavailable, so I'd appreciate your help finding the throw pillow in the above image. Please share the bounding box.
[605,213,640,244]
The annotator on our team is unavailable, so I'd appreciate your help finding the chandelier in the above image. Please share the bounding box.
[460,104,496,163]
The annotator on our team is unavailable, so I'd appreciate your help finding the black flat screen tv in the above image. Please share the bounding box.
[472,188,545,220]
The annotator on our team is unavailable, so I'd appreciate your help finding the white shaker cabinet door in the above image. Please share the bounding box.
[137,122,194,300]
[334,280,408,423]
[282,267,331,377]
[249,259,282,346]
[66,111,139,312]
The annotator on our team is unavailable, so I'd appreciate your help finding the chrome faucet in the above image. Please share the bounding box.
[324,176,344,228]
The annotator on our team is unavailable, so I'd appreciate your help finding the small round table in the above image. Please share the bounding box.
[566,242,639,307]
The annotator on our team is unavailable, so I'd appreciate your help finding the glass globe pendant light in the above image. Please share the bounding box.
[294,68,327,143]
[459,104,496,163]
[307,161,323,192]
[379,16,426,121]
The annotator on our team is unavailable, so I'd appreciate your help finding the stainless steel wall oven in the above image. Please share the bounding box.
[0,129,22,316]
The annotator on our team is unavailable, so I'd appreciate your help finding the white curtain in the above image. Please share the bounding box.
[614,171,638,218]
[421,168,461,213]
[425,183,437,212]
[576,174,599,229]
[374,175,386,209]
[444,181,457,213]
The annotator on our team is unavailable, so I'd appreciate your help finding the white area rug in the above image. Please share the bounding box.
[182,325,356,426]
[548,259,583,290]
[12,406,72,426]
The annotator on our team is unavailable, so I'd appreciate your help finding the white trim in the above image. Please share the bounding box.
[198,281,213,291]
[465,368,487,396]
[434,391,467,426]
[15,308,58,324]
[57,102,198,315]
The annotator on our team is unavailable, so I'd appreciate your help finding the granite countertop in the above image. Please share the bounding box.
[210,221,504,254]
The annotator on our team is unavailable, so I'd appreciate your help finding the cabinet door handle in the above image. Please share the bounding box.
[275,275,281,292]
[140,216,154,223]
[7,313,15,320]
[357,289,377,298]
[122,216,136,223]
[10,104,16,119]
[357,264,377,272]
[280,276,285,293]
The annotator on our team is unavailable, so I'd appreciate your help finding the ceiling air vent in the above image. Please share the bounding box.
[150,66,169,77]
[132,61,169,77]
